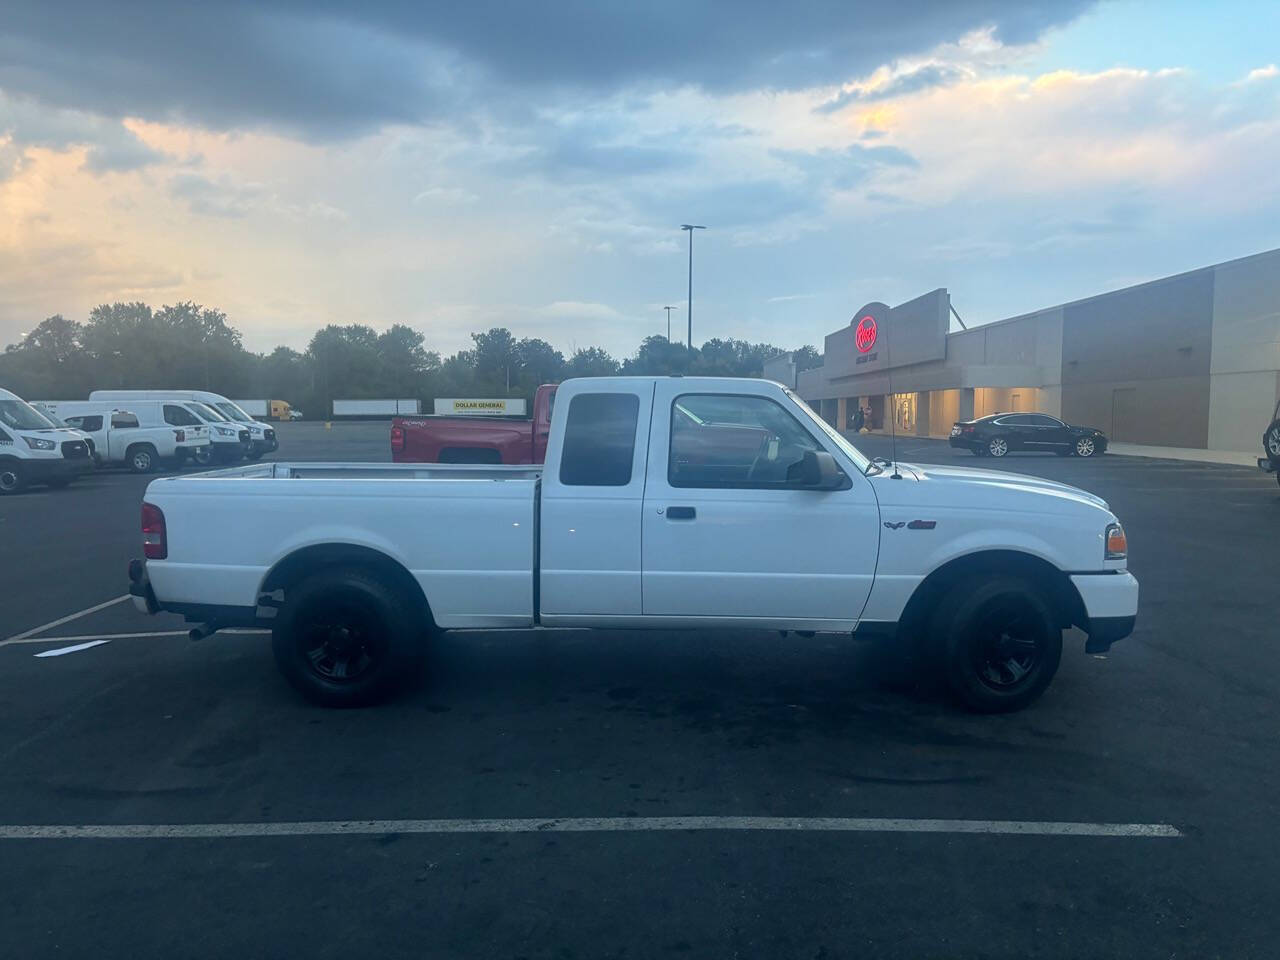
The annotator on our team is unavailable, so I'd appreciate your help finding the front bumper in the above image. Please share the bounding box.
[1260,457,1277,474]
[23,457,82,483]
[1071,570,1139,652]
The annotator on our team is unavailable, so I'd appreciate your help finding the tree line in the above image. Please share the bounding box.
[0,301,823,416]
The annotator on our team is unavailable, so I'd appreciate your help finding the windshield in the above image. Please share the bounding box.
[187,401,228,423]
[0,398,58,431]
[785,389,870,473]
[215,401,253,423]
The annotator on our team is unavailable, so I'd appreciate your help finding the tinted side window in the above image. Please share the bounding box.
[670,393,821,488]
[1000,414,1032,426]
[163,404,199,426]
[1027,415,1061,427]
[558,393,639,486]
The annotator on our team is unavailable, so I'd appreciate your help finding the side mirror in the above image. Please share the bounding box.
[790,449,848,490]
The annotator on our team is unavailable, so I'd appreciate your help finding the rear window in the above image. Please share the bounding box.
[558,393,639,487]
[66,415,103,431]
[111,412,140,428]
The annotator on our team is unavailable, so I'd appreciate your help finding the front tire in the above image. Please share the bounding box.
[1074,436,1098,458]
[272,568,426,708]
[0,460,26,495]
[987,437,1009,458]
[246,448,264,461]
[931,575,1062,713]
[1262,420,1280,462]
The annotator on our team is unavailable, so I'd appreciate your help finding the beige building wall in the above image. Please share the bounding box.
[1207,251,1280,451]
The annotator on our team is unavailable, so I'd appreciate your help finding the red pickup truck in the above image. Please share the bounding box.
[391,384,557,463]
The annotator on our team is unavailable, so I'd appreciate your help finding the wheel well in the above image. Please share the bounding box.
[896,550,1087,639]
[127,441,157,454]
[260,544,435,627]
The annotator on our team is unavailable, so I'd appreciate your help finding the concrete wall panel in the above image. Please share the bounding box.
[1208,371,1280,452]
[1062,377,1209,447]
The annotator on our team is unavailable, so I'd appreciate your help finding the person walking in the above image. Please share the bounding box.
[850,405,864,433]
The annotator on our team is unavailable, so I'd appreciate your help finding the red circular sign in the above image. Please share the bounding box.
[855,315,878,353]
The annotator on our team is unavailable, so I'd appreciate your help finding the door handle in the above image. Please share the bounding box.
[665,506,696,520]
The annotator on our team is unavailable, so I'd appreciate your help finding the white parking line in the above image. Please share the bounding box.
[2,595,129,644]
[0,816,1181,840]
[5,629,270,647]
[33,640,112,658]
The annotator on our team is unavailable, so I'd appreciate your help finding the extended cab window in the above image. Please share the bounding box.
[559,393,639,486]
[163,404,201,426]
[670,394,821,488]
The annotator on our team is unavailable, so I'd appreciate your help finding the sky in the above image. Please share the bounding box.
[1,0,1278,358]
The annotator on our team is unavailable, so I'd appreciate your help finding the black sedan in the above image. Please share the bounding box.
[949,412,1107,458]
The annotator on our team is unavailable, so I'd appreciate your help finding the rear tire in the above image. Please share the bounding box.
[272,568,427,708]
[987,437,1009,457]
[0,460,26,495]
[931,575,1062,713]
[127,443,158,474]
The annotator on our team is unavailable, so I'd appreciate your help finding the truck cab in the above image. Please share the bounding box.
[0,387,91,494]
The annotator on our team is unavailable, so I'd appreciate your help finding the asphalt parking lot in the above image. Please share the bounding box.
[2,421,1278,959]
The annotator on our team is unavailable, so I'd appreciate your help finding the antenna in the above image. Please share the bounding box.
[883,309,902,479]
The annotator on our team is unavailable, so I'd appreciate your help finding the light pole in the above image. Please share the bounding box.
[680,224,705,351]
[663,306,676,341]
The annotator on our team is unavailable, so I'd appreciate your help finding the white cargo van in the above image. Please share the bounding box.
[89,390,277,459]
[39,400,211,472]
[0,387,92,494]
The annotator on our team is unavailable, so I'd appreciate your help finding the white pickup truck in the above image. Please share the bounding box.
[129,377,1138,712]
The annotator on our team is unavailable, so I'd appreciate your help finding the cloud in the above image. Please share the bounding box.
[412,186,479,206]
[0,91,170,179]
[1236,64,1278,84]
[536,301,622,321]
[817,63,969,112]
[169,173,264,218]
[0,2,1095,141]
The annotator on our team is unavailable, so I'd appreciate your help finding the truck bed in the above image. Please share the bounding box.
[142,461,543,627]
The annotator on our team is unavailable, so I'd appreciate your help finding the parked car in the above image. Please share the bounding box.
[89,391,276,459]
[393,384,556,463]
[950,413,1108,458]
[1259,397,1280,486]
[130,376,1137,713]
[39,401,211,472]
[0,387,92,494]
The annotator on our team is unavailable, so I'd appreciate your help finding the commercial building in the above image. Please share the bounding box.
[768,247,1280,452]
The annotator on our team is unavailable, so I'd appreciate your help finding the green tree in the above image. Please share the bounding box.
[622,335,695,376]
[377,324,440,397]
[564,346,620,378]
[793,344,823,371]
[515,337,565,391]
[470,328,520,392]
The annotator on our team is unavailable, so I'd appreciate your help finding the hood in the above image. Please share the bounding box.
[872,461,1110,513]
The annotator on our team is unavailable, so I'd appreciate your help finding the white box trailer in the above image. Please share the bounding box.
[234,400,269,417]
[332,399,420,417]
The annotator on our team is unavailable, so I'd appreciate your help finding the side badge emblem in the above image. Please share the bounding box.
[883,521,905,530]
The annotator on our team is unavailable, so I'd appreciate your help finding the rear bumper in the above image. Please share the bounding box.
[1071,571,1139,652]
[948,436,977,450]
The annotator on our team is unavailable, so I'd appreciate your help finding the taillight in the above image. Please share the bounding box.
[142,502,167,560]
[962,425,975,434]
[390,425,405,451]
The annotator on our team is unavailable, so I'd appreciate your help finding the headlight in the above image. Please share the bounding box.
[215,426,236,437]
[23,436,56,450]
[1105,522,1127,560]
